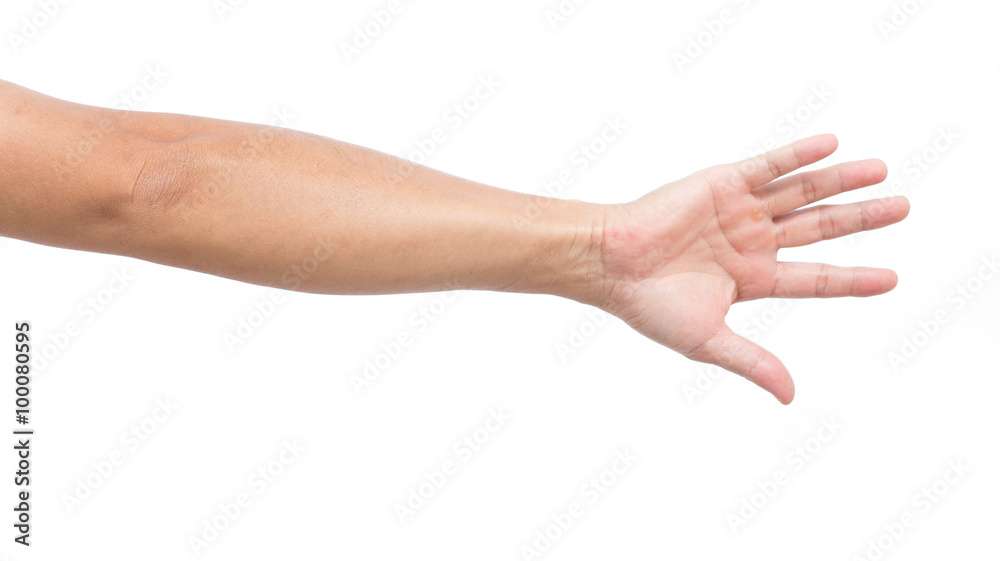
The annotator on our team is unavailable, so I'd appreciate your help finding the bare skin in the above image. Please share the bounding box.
[0,80,908,403]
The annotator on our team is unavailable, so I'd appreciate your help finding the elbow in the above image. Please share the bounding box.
[88,135,206,256]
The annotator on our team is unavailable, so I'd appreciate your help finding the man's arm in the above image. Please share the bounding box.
[0,80,603,302]
[0,80,909,403]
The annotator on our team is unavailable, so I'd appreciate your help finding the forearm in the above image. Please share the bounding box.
[1,81,607,303]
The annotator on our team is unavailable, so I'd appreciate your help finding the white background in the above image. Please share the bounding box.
[1,0,998,559]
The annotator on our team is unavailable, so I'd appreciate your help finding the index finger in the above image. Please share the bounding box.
[732,134,840,189]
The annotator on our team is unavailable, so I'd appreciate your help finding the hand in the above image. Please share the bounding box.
[595,134,908,404]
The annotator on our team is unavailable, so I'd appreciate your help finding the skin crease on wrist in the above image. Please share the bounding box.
[0,79,909,405]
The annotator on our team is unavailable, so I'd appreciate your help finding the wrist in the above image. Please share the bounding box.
[521,198,611,309]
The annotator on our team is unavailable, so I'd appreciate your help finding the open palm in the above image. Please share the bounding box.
[598,135,909,404]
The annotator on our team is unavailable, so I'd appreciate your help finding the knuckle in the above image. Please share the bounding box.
[819,207,837,239]
[815,264,830,296]
[748,348,768,380]
[766,155,782,179]
[858,202,871,231]
[801,175,818,204]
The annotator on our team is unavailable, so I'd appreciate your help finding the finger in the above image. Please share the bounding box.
[772,263,898,298]
[774,196,909,248]
[690,325,794,404]
[756,158,889,216]
[732,134,839,190]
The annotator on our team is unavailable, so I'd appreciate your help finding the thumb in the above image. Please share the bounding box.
[691,325,795,404]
